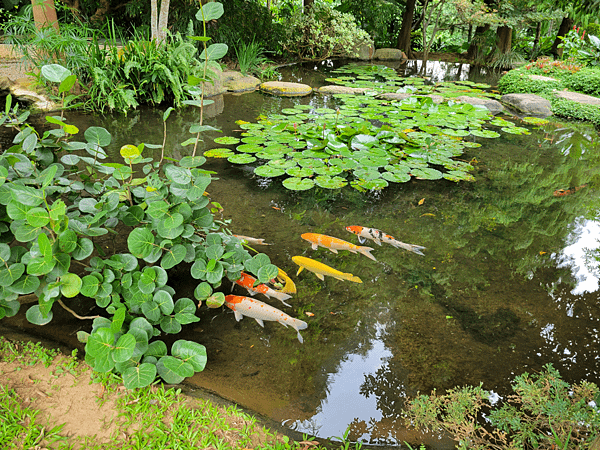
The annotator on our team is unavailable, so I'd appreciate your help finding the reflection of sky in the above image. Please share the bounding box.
[555,219,600,295]
[288,325,392,441]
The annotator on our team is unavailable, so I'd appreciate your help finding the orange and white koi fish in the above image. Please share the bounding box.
[292,256,362,283]
[224,295,308,343]
[345,226,426,256]
[275,267,297,294]
[301,232,376,261]
[234,272,292,307]
[233,235,272,245]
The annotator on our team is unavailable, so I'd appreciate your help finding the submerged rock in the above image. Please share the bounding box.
[220,71,260,93]
[501,93,553,116]
[455,95,504,115]
[260,81,312,97]
[317,85,371,95]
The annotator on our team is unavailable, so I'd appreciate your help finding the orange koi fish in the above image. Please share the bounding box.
[224,295,308,343]
[292,256,362,283]
[301,233,376,261]
[234,272,292,307]
[553,184,587,197]
[346,226,426,256]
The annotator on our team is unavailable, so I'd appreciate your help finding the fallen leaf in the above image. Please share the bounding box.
[272,206,280,210]
[539,251,547,255]
[305,312,314,317]
[421,213,435,217]
[418,198,425,205]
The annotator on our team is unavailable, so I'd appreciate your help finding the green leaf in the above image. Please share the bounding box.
[72,237,94,260]
[164,164,191,184]
[154,290,174,315]
[84,126,112,147]
[160,316,182,334]
[113,333,136,363]
[142,301,162,322]
[59,74,76,94]
[8,274,40,294]
[206,292,225,308]
[196,1,224,21]
[172,340,207,372]
[26,304,53,325]
[60,273,82,298]
[122,363,157,389]
[282,177,314,191]
[27,257,56,276]
[145,340,167,357]
[200,43,228,61]
[10,184,44,206]
[86,327,115,357]
[41,64,71,83]
[157,355,193,383]
[0,263,24,287]
[81,274,100,297]
[127,228,155,258]
[194,281,212,300]
[161,244,187,270]
[257,264,278,284]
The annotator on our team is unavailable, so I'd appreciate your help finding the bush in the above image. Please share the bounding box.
[281,2,371,61]
[563,67,600,96]
[336,0,402,48]
[405,364,600,450]
[210,0,285,56]
[497,69,563,95]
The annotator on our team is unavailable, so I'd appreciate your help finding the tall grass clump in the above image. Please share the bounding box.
[234,38,271,76]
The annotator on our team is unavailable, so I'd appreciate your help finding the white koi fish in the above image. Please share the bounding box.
[224,295,308,343]
[233,235,272,246]
[345,226,426,256]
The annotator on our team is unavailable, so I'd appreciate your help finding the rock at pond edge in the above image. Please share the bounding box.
[260,81,312,97]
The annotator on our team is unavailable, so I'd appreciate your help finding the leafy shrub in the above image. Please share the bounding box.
[85,31,210,113]
[497,69,563,95]
[336,0,402,48]
[563,67,600,96]
[281,2,371,61]
[210,0,285,56]
[550,97,600,128]
[405,364,600,450]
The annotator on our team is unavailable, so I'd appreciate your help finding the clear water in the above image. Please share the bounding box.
[4,60,600,449]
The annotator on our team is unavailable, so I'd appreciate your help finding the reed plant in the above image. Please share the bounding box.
[234,38,272,76]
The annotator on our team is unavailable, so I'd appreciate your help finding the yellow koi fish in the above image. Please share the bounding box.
[275,267,297,294]
[292,256,362,283]
[345,226,426,256]
[225,295,307,343]
[301,232,376,261]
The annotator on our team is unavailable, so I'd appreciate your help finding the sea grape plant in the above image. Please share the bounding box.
[0,2,280,390]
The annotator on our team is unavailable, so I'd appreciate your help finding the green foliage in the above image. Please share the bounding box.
[234,38,273,77]
[0,3,283,390]
[563,67,600,96]
[209,0,286,56]
[281,2,371,61]
[559,26,600,66]
[336,0,402,48]
[497,69,563,95]
[0,384,67,448]
[550,97,600,128]
[405,364,600,450]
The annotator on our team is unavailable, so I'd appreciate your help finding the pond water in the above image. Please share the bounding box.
[4,59,600,449]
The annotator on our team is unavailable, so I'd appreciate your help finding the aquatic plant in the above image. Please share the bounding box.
[0,2,284,390]
[405,364,600,449]
[216,64,529,192]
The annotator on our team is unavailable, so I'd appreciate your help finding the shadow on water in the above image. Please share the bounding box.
[3,59,600,449]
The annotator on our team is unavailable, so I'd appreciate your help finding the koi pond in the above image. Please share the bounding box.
[3,58,600,449]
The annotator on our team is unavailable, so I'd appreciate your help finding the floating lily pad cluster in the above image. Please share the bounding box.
[207,64,531,191]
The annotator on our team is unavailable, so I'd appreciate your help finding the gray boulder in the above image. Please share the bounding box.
[500,93,553,117]
[455,95,504,115]
[374,48,408,61]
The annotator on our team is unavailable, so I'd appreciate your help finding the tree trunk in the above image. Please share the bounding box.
[396,0,416,59]
[303,0,313,12]
[496,26,512,54]
[466,24,490,61]
[31,0,59,31]
[551,16,573,58]
[151,0,158,41]
[531,22,541,59]
[157,0,170,43]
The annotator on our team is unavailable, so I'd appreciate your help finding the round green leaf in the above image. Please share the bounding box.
[128,228,155,258]
[315,175,348,189]
[26,304,53,325]
[282,177,315,191]
[41,64,71,83]
[86,327,115,357]
[60,273,82,298]
[171,340,207,372]
[122,363,157,389]
[84,126,112,146]
[113,333,136,363]
[227,154,256,164]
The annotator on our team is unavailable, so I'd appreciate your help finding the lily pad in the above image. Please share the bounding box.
[268,159,297,169]
[254,166,286,177]
[315,175,348,189]
[282,177,315,191]
[204,148,234,158]
[382,171,411,183]
[286,167,314,177]
[411,167,443,180]
[470,129,500,138]
[237,143,262,153]
[228,154,257,164]
[214,136,240,145]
